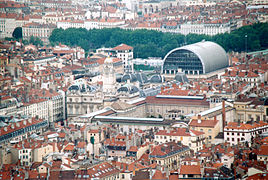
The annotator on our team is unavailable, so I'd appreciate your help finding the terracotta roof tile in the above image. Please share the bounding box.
[189,119,218,128]
[180,165,201,175]
[112,44,133,51]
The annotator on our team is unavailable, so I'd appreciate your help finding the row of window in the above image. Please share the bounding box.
[226,137,245,142]
[226,132,245,136]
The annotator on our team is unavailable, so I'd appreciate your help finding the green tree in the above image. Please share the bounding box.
[12,27,22,40]
[29,36,43,47]
[49,22,268,58]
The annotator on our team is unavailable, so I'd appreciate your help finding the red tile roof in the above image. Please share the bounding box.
[77,142,86,149]
[64,144,75,151]
[189,119,218,128]
[112,44,133,51]
[258,145,268,156]
[152,170,167,180]
[88,129,99,134]
[128,146,138,152]
[225,121,268,130]
[146,96,209,107]
[180,165,201,175]
[0,117,45,136]
[155,128,204,137]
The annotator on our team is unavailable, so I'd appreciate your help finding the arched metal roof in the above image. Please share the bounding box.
[163,41,229,74]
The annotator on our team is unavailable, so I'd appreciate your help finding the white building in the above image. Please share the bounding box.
[221,152,234,168]
[132,57,163,67]
[66,80,103,118]
[180,23,233,36]
[22,22,56,44]
[112,44,134,71]
[98,18,126,29]
[57,20,85,30]
[21,99,49,121]
[84,19,99,29]
[18,147,33,166]
[0,13,17,38]
[224,121,268,146]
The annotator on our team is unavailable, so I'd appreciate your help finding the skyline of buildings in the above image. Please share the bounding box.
[0,0,268,179]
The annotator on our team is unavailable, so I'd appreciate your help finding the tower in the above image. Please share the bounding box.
[103,57,116,94]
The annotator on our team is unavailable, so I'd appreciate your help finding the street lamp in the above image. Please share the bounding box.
[245,34,248,53]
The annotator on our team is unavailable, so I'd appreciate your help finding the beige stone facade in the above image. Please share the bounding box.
[189,115,220,144]
[234,101,266,123]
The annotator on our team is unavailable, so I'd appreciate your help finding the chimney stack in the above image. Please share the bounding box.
[222,100,226,132]
[197,114,202,123]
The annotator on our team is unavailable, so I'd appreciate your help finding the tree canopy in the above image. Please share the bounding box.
[49,23,268,58]
[12,27,22,40]
[29,36,43,47]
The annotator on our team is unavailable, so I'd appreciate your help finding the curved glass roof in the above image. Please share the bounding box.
[163,41,229,74]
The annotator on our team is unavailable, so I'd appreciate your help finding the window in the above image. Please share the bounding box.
[209,136,212,140]
[122,174,125,179]
[200,129,203,132]
[232,138,234,141]
[232,133,234,135]
[208,129,212,133]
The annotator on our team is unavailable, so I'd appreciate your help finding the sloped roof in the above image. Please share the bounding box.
[189,119,218,128]
[112,44,133,51]
[180,165,201,175]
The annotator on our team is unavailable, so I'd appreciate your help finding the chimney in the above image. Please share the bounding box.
[197,114,201,123]
[214,116,217,121]
[222,100,226,132]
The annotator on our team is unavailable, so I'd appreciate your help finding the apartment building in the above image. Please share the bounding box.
[30,89,65,127]
[21,98,49,121]
[180,23,233,36]
[112,44,133,71]
[155,128,205,153]
[189,115,220,144]
[22,22,56,44]
[224,121,268,146]
[0,13,17,38]
[149,141,190,170]
[234,99,266,123]
[0,117,48,144]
